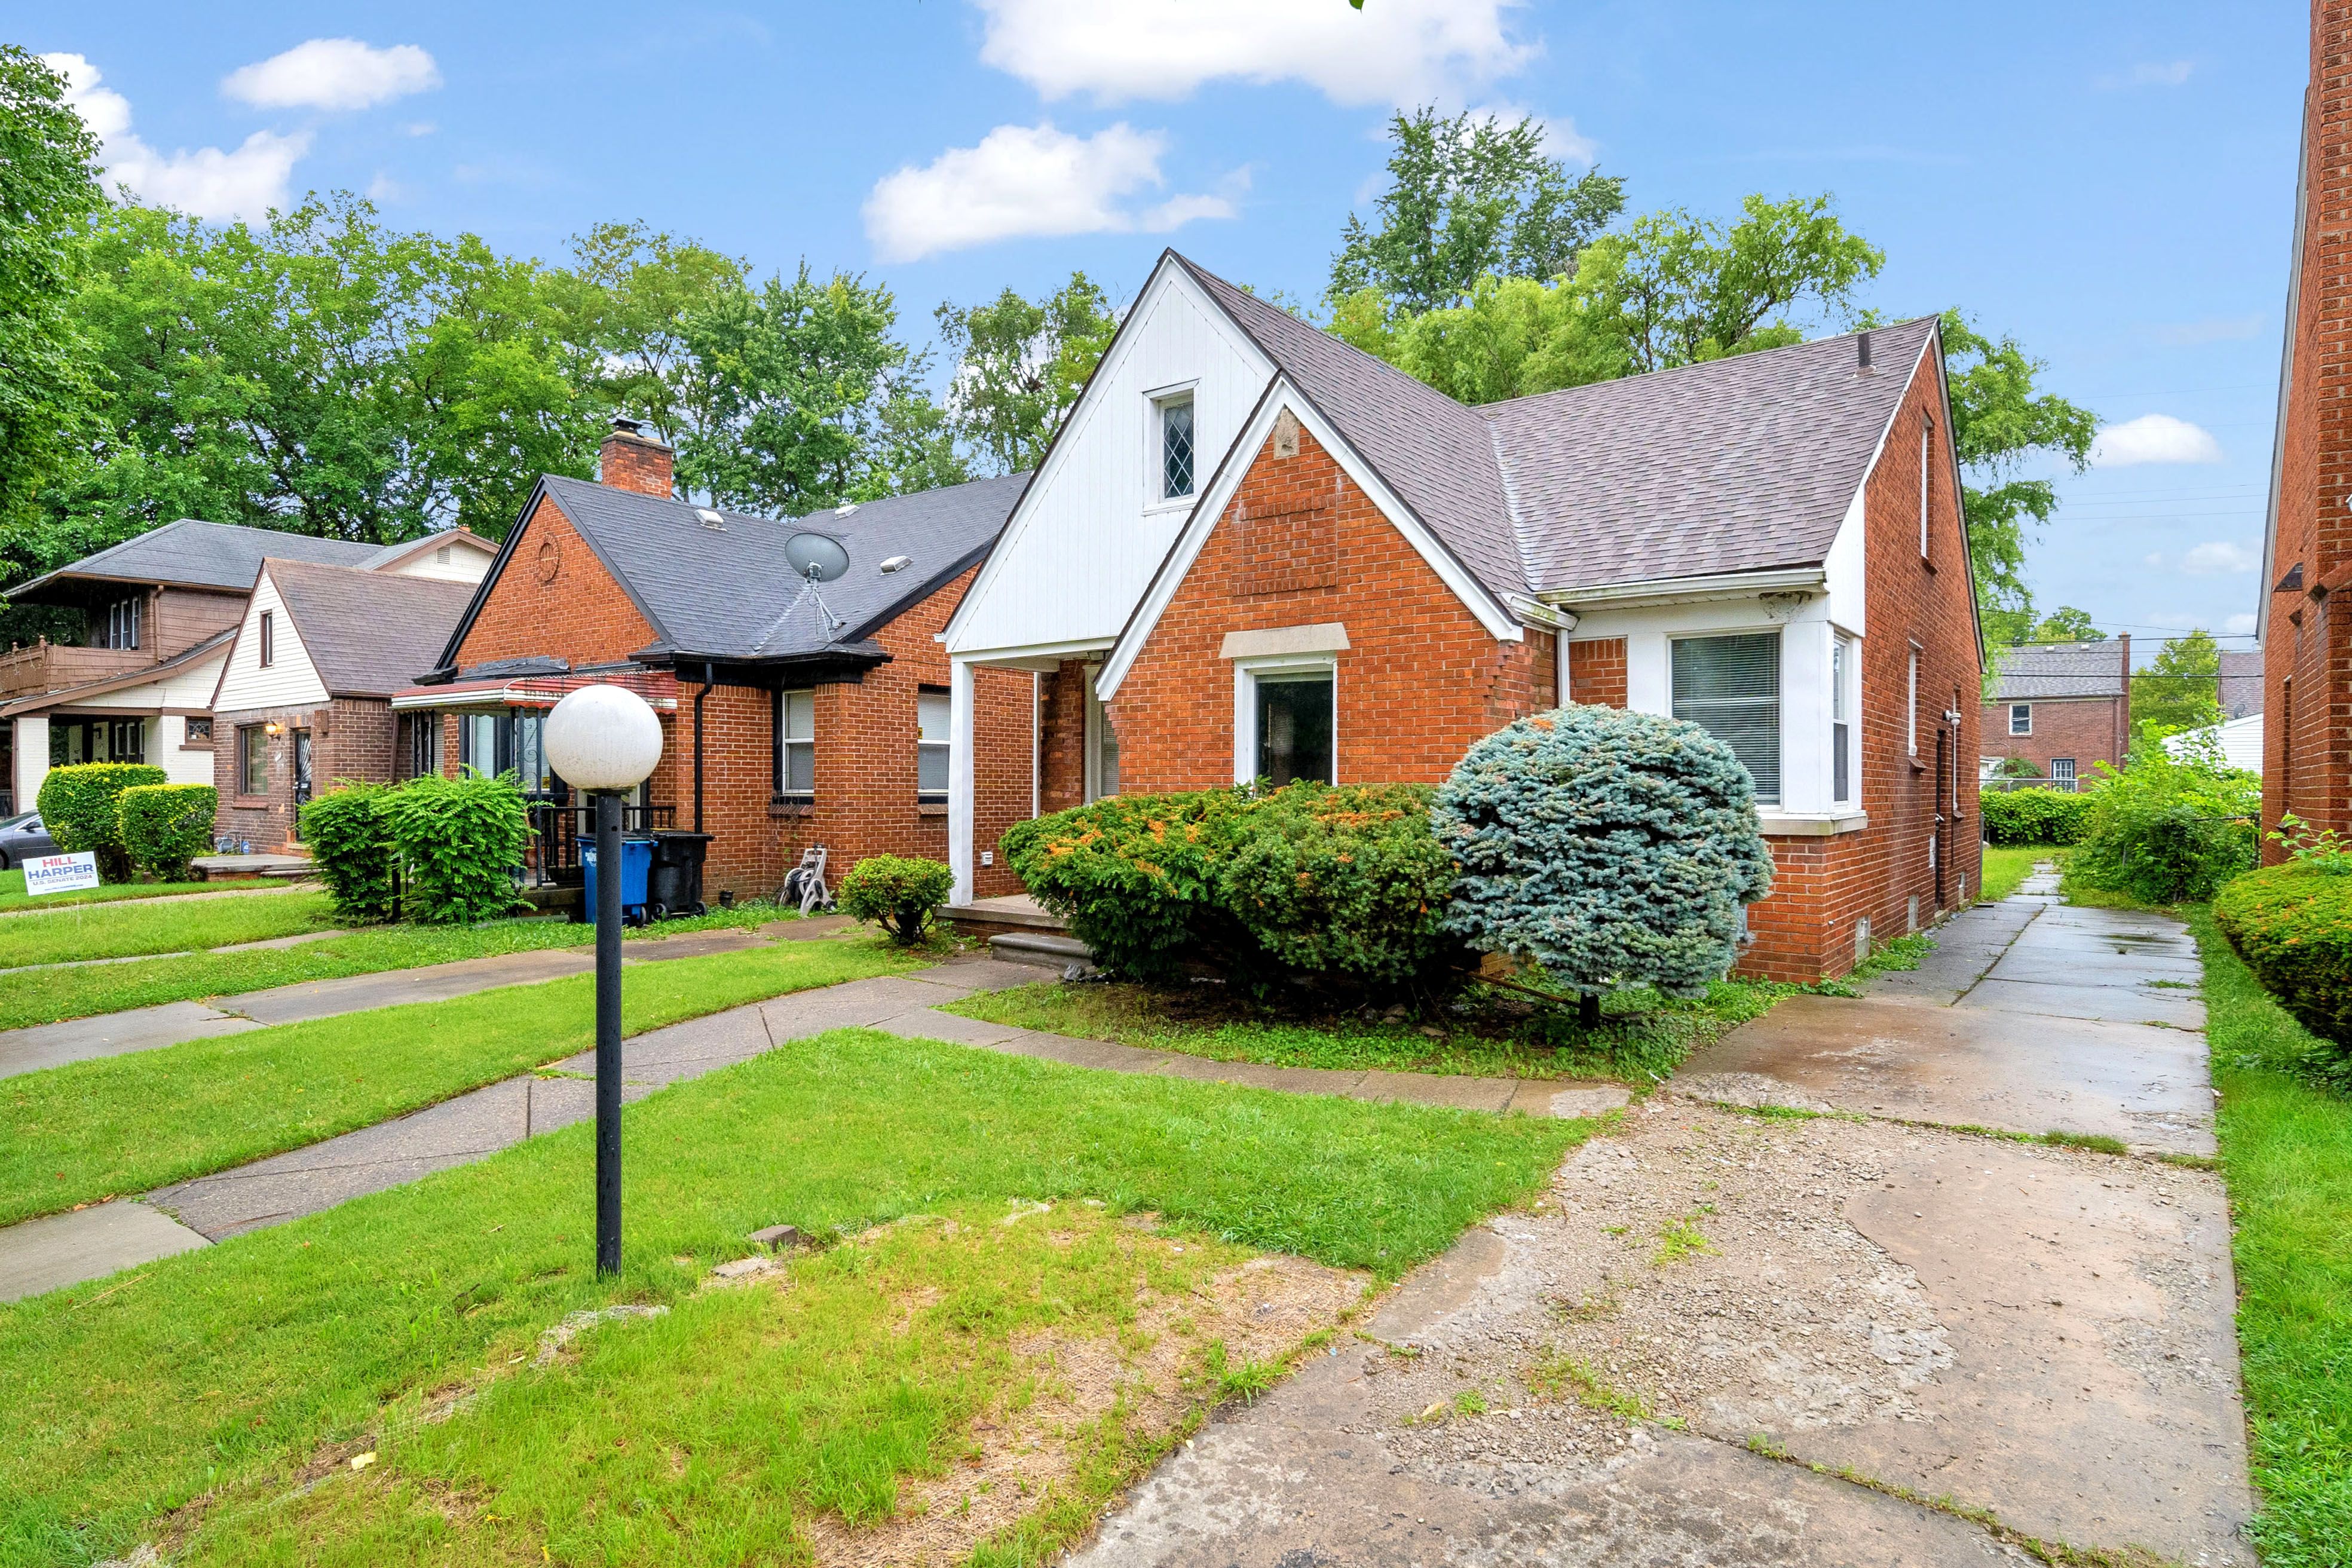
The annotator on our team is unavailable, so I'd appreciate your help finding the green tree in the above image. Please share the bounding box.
[1939,311,2097,632]
[2033,606,2103,642]
[1330,193,1883,403]
[1328,107,1625,316]
[563,221,747,461]
[2130,629,2222,744]
[675,264,950,513]
[934,271,1119,474]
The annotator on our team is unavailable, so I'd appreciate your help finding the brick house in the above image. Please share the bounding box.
[942,250,1984,982]
[1,520,491,816]
[2261,4,2352,853]
[1979,639,2131,791]
[210,559,484,849]
[396,421,1033,903]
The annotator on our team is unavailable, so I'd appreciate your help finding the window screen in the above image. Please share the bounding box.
[1671,633,1781,805]
[775,689,815,798]
[1160,396,1196,500]
[917,688,950,801]
[1255,670,1334,786]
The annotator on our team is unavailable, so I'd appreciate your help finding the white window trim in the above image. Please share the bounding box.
[1231,653,1338,786]
[1668,629,1784,807]
[916,687,950,803]
[1143,379,1201,515]
[2009,702,2032,736]
[1907,643,1922,758]
[1919,418,1933,561]
[775,687,816,801]
[1832,630,1858,806]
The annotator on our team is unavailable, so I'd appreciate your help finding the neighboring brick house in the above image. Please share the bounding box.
[0,520,490,814]
[2261,5,2352,854]
[211,561,482,849]
[943,250,1985,982]
[1979,639,2132,791]
[396,421,1033,904]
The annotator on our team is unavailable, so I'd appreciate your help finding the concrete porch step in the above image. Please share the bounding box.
[988,932,1097,974]
[944,893,1069,940]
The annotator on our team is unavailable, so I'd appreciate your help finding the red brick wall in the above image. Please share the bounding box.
[212,697,395,849]
[1565,638,1627,708]
[446,492,1033,902]
[599,430,675,498]
[1107,422,1555,791]
[2265,13,2348,856]
[1976,695,2123,782]
[1740,349,1983,982]
[1037,660,1091,813]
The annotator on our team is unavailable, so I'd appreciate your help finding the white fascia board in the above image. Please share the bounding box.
[1541,566,1827,614]
[950,635,1117,668]
[1098,378,1521,700]
[942,253,1274,656]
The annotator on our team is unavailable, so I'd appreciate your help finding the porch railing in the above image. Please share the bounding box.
[525,800,676,886]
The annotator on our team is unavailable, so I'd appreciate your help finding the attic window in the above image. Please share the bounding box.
[259,610,275,668]
[434,544,452,565]
[1159,393,1196,500]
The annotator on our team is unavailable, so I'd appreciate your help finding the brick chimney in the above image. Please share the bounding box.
[599,416,674,497]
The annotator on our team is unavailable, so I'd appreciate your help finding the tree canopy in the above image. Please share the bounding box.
[0,47,103,539]
[934,272,1120,474]
[2130,629,2224,745]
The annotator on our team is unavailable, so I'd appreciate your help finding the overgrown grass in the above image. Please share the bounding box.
[2054,852,2161,910]
[2184,903,2352,1564]
[0,867,237,911]
[0,887,344,969]
[0,900,807,1033]
[1977,844,2048,904]
[945,971,1811,1085]
[1,933,908,1227]
[0,1026,1583,1566]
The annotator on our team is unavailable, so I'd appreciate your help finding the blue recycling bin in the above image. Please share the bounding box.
[580,837,656,927]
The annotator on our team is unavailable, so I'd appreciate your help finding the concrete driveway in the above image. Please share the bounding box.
[1073,872,2253,1566]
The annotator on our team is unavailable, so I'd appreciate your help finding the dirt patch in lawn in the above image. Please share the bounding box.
[806,1213,1366,1567]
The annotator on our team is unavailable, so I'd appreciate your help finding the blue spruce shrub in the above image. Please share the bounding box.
[1433,706,1774,998]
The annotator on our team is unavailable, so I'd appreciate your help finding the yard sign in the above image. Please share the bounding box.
[24,852,100,896]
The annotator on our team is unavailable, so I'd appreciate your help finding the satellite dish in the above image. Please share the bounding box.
[782,532,850,583]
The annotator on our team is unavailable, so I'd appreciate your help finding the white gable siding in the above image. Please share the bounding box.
[946,261,1273,656]
[213,569,329,711]
[384,538,494,583]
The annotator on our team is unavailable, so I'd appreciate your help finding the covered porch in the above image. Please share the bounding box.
[945,641,1117,906]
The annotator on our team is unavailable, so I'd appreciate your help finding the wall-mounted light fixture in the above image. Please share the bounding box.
[263,721,282,737]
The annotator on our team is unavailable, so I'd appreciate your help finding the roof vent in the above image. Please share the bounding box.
[1855,332,1874,375]
[880,554,912,574]
[694,507,725,529]
[834,503,858,517]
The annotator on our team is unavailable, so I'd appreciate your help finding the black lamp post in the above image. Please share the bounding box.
[543,684,664,1278]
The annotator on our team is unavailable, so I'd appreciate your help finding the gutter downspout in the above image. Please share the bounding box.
[694,664,713,833]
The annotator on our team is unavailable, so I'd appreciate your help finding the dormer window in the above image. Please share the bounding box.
[1159,393,1196,501]
[100,596,141,650]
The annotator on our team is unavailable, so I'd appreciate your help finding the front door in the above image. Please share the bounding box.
[291,728,314,840]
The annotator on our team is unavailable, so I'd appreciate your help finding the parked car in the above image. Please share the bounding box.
[0,811,60,870]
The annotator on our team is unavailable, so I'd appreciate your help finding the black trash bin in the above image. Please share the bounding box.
[647,831,713,920]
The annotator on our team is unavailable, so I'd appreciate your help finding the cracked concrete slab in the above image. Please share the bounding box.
[0,1002,258,1080]
[217,947,595,1025]
[0,1202,208,1303]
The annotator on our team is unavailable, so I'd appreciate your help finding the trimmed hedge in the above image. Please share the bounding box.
[2215,863,2352,1062]
[301,782,399,923]
[1000,782,1456,990]
[1433,706,1772,999]
[116,783,218,881]
[381,770,530,924]
[838,854,954,945]
[36,763,168,880]
[1980,787,2090,847]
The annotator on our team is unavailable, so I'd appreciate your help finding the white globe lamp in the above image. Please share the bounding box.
[544,684,663,794]
[541,681,664,1281]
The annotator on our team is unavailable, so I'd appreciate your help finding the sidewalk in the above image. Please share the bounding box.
[0,954,1624,1303]
[1073,870,2255,1567]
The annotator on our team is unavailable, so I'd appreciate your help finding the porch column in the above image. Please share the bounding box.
[948,656,976,905]
[13,715,48,815]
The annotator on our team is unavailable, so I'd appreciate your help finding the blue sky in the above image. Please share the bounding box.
[24,1,2308,654]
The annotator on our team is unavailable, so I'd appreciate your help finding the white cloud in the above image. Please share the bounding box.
[1463,104,1597,166]
[2182,541,2259,575]
[2129,60,2193,87]
[2091,413,2224,467]
[863,122,1239,262]
[973,0,1537,106]
[2225,612,2258,636]
[44,53,308,224]
[222,39,440,111]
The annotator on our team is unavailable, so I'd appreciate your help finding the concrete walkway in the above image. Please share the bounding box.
[0,954,1625,1303]
[0,917,844,1080]
[0,881,307,919]
[1076,870,2255,1567]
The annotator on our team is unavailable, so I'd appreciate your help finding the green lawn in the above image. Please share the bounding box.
[1976,844,2047,904]
[948,972,1811,1084]
[0,866,235,911]
[2184,904,2352,1564]
[0,1026,1584,1567]
[0,887,345,969]
[1,932,910,1228]
[0,900,808,1033]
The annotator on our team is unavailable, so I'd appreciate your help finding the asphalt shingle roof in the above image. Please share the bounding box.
[2219,648,2263,719]
[1175,253,1941,605]
[9,519,471,598]
[534,471,1027,663]
[266,559,477,697]
[1989,643,2129,702]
